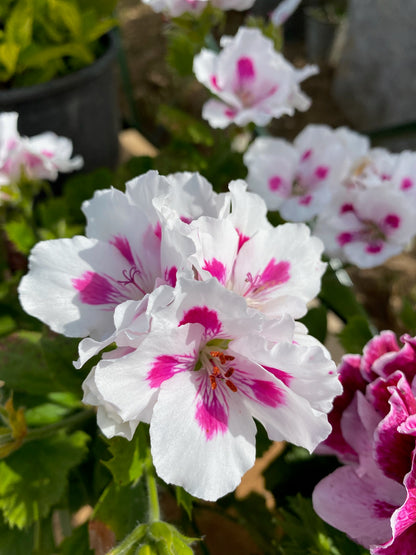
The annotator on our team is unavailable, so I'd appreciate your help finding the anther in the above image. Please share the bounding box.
[224,368,234,378]
[210,376,217,390]
[225,380,237,392]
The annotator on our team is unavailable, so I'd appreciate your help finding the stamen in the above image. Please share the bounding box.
[226,380,237,392]
[210,376,217,390]
[224,368,234,378]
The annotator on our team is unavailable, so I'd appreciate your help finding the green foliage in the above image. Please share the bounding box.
[175,487,194,520]
[277,495,369,555]
[399,295,416,335]
[0,0,117,87]
[0,430,89,529]
[338,315,374,354]
[300,305,328,343]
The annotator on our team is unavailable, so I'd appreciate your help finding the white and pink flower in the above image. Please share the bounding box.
[142,0,207,17]
[193,27,318,128]
[313,185,416,268]
[0,111,83,186]
[270,0,302,27]
[244,125,369,221]
[83,277,340,500]
[313,332,416,554]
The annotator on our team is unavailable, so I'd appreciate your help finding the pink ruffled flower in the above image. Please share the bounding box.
[313,332,416,554]
[193,27,318,128]
[0,112,83,185]
[83,277,340,500]
[244,124,369,221]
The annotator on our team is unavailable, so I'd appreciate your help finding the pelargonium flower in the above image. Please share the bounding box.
[313,185,416,268]
[313,332,416,554]
[19,170,226,341]
[83,277,340,500]
[193,27,318,128]
[243,125,369,221]
[211,0,255,11]
[0,111,83,185]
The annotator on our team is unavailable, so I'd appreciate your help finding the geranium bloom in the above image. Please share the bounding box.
[193,27,318,128]
[211,0,255,10]
[313,332,416,554]
[313,185,416,268]
[243,125,369,221]
[0,111,83,185]
[83,277,340,500]
[19,170,226,340]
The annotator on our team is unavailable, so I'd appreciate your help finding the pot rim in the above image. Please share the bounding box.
[0,30,117,104]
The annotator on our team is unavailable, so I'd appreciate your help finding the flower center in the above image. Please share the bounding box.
[198,344,238,393]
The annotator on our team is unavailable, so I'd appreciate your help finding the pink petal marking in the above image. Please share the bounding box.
[154,222,162,240]
[24,152,42,168]
[236,228,250,252]
[147,355,182,388]
[299,194,312,206]
[259,259,290,288]
[269,175,283,191]
[110,235,135,265]
[340,203,355,214]
[337,232,353,246]
[401,177,413,190]
[180,216,192,224]
[315,166,329,180]
[237,56,256,82]
[195,393,228,440]
[179,306,222,337]
[164,266,177,287]
[202,258,227,285]
[263,365,292,386]
[210,74,220,90]
[41,149,54,158]
[366,242,383,254]
[72,271,123,305]
[225,108,237,119]
[373,499,397,519]
[250,379,285,407]
[301,149,312,161]
[384,214,401,229]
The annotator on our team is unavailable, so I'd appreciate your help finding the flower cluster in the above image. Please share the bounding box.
[313,332,416,554]
[244,124,416,268]
[193,27,318,129]
[19,170,341,500]
[0,112,83,191]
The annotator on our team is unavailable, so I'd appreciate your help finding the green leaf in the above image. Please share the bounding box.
[19,42,94,70]
[300,305,328,344]
[93,480,147,540]
[166,30,197,77]
[319,265,367,322]
[0,42,20,81]
[338,315,374,354]
[148,521,197,555]
[0,431,89,529]
[0,512,33,555]
[3,218,36,255]
[157,105,214,146]
[104,425,150,486]
[0,331,85,396]
[399,295,416,334]
[277,495,369,555]
[175,486,194,520]
[5,0,34,47]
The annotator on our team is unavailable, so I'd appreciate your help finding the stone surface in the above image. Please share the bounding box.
[332,0,416,133]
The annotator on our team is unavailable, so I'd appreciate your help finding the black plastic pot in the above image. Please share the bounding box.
[0,32,120,174]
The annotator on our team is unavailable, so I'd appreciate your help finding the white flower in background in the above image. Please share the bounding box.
[0,111,83,185]
[313,186,416,269]
[244,125,369,221]
[193,27,318,128]
[211,0,255,10]
[270,0,302,26]
[142,0,207,17]
[83,277,340,501]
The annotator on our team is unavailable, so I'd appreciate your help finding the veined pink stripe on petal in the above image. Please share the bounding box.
[250,379,285,407]
[147,355,184,388]
[237,57,256,81]
[262,365,292,386]
[195,392,228,440]
[202,258,227,285]
[164,266,177,287]
[72,271,123,305]
[236,229,250,252]
[110,235,135,265]
[179,306,222,336]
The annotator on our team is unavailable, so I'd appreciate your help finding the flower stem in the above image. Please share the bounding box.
[145,459,160,523]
